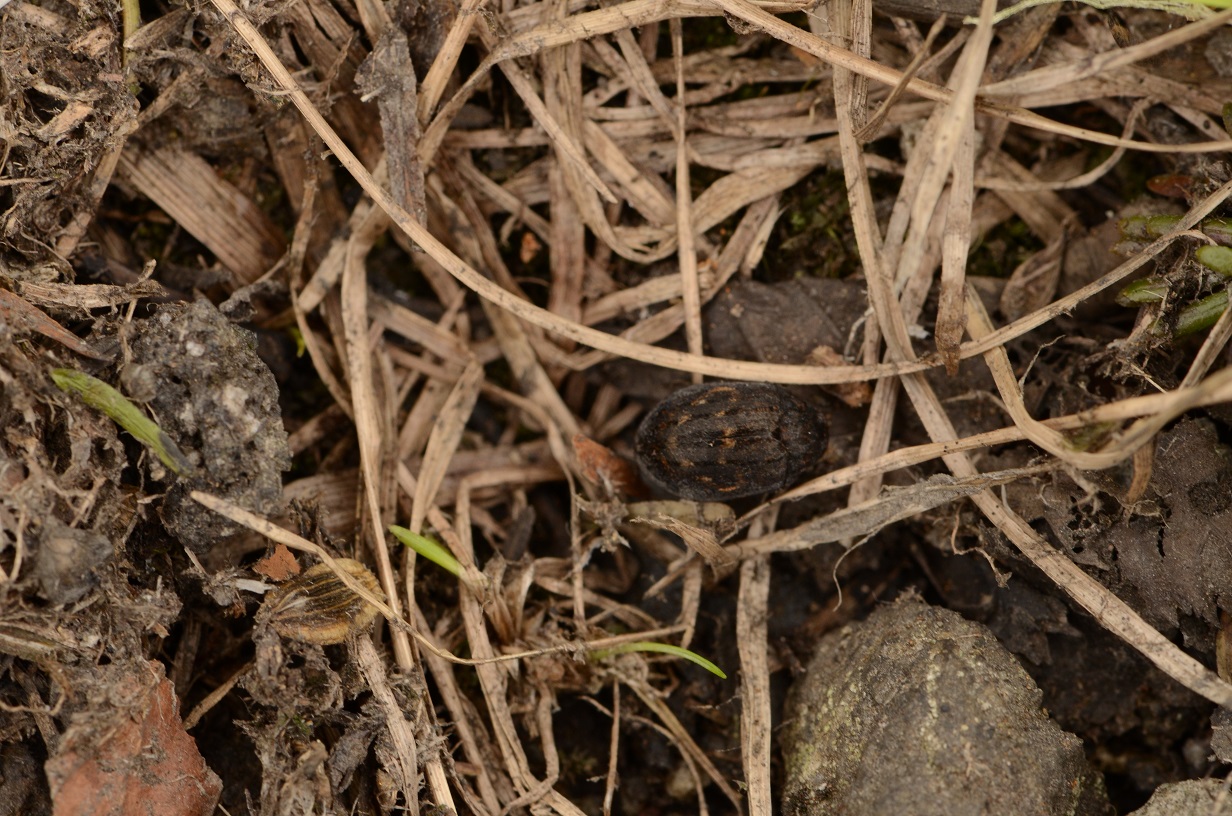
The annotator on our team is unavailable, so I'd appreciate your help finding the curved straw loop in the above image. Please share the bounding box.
[966,287,1232,471]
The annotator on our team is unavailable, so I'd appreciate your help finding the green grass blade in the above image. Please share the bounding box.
[387,524,726,678]
[388,525,463,578]
[591,641,727,679]
[1174,290,1230,337]
[1197,245,1232,278]
[51,368,193,476]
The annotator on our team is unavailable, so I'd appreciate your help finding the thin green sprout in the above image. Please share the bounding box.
[390,525,728,679]
[590,641,727,679]
[51,368,193,476]
[388,525,463,578]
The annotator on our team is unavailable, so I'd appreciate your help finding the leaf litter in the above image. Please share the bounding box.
[3,0,1232,813]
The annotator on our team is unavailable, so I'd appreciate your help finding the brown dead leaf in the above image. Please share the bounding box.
[573,433,642,496]
[0,288,112,361]
[520,230,543,264]
[15,278,169,311]
[46,661,222,816]
[633,513,734,567]
[808,345,873,407]
[252,543,301,581]
[788,44,823,66]
[118,146,286,287]
[1146,174,1196,200]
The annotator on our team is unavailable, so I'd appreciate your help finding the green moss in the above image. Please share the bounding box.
[1062,421,1116,452]
[758,170,862,281]
[966,219,1043,279]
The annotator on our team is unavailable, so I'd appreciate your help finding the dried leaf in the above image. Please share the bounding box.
[46,661,222,816]
[0,289,111,360]
[252,544,301,582]
[573,433,642,496]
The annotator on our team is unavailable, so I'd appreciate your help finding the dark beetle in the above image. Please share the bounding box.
[635,381,827,502]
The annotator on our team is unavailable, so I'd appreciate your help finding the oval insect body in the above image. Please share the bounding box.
[635,382,827,501]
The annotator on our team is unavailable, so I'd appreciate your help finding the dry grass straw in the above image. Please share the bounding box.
[188,0,1232,810]
[119,146,285,286]
[737,511,776,816]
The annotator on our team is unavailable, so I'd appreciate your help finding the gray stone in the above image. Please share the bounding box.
[782,598,1109,816]
[1128,779,1232,815]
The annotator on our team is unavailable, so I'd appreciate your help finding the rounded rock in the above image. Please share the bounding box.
[782,599,1109,816]
[1128,780,1232,816]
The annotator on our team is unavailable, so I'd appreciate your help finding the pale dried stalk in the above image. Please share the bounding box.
[545,6,588,327]
[897,0,993,305]
[602,684,621,816]
[566,194,780,374]
[299,174,388,314]
[708,0,1232,154]
[974,100,1142,193]
[409,604,507,816]
[966,290,1232,472]
[417,0,486,119]
[353,635,421,813]
[738,467,1048,556]
[982,7,1232,98]
[671,17,704,378]
[338,215,416,671]
[678,562,703,650]
[450,484,588,816]
[895,17,1232,714]
[738,512,775,816]
[824,0,896,525]
[118,146,284,286]
[421,13,618,205]
[935,116,974,371]
[58,126,133,259]
[763,370,1232,516]
[371,295,473,364]
[581,120,675,229]
[409,359,483,534]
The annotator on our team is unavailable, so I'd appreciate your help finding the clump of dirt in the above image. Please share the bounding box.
[0,326,198,810]
[0,0,135,273]
[128,297,291,554]
[1041,417,1232,643]
[1129,780,1232,816]
[0,294,289,816]
[0,335,127,607]
[781,598,1110,816]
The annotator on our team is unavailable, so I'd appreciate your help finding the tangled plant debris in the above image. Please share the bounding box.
[3,0,1232,814]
